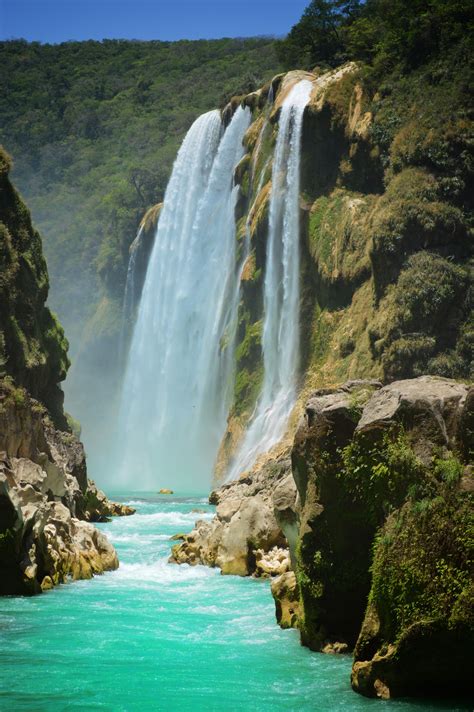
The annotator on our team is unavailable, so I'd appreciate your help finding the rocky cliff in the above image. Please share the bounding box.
[172,53,473,701]
[293,376,473,698]
[216,53,472,474]
[175,376,473,699]
[0,147,133,595]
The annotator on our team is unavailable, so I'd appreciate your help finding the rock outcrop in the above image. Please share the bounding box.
[290,375,472,698]
[171,452,291,575]
[0,149,132,595]
[271,571,301,630]
[0,380,130,594]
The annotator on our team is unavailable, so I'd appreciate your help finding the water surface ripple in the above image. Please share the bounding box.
[0,496,468,711]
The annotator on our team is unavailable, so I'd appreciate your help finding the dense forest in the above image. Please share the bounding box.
[0,37,280,351]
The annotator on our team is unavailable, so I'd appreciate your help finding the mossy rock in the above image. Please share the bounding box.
[353,482,474,699]
[0,152,70,424]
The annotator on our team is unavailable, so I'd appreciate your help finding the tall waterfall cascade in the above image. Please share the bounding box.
[226,79,313,482]
[117,107,250,488]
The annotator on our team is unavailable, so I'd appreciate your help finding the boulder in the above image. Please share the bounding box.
[271,571,300,629]
[356,375,468,462]
[171,452,290,575]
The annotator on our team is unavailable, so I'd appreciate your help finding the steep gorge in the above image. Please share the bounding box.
[0,147,132,595]
[157,54,472,700]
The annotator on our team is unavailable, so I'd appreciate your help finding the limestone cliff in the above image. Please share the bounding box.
[292,376,473,699]
[0,148,69,427]
[171,57,472,699]
[0,147,133,595]
[217,55,472,476]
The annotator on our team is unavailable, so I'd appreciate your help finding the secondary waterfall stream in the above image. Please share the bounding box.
[118,107,250,488]
[227,79,313,481]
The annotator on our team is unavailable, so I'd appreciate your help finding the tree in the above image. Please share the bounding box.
[276,0,362,70]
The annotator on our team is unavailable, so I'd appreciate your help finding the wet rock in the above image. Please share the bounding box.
[254,546,290,577]
[171,453,290,575]
[271,570,300,629]
[82,480,135,521]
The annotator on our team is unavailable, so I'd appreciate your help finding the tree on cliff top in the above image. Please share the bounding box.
[276,0,362,70]
[277,0,473,73]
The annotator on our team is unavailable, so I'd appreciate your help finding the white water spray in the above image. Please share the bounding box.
[117,107,250,489]
[226,79,313,481]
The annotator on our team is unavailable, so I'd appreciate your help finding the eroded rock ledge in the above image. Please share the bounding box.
[0,380,134,595]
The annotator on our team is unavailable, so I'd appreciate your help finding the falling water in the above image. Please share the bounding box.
[117,107,250,489]
[119,226,143,363]
[226,79,313,481]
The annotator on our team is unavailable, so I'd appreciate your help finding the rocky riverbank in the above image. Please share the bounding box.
[0,147,133,595]
[0,378,134,594]
[173,375,473,700]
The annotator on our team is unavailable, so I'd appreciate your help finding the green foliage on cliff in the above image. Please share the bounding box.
[340,430,425,525]
[277,0,473,75]
[370,477,473,643]
[301,36,472,387]
[0,38,280,351]
[0,146,69,422]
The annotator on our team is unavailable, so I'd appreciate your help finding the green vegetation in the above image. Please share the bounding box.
[340,430,426,525]
[277,0,472,76]
[0,38,280,353]
[0,146,69,423]
[298,14,472,388]
[369,477,472,645]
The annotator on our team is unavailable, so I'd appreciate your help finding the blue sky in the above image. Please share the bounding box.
[0,0,309,43]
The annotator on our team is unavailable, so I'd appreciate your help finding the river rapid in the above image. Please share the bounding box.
[0,495,468,711]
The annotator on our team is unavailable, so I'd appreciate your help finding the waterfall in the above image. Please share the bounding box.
[226,79,313,481]
[119,226,142,364]
[117,107,250,489]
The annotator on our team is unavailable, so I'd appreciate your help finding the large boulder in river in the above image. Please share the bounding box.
[171,451,290,575]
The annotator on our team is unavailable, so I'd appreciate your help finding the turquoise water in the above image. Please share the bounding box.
[0,494,469,711]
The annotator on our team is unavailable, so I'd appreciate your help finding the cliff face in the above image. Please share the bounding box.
[0,149,69,427]
[0,148,132,595]
[216,52,472,475]
[292,376,473,698]
[173,54,473,700]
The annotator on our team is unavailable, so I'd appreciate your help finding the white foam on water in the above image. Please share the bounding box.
[116,107,251,491]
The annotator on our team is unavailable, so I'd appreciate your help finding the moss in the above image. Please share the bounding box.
[233,316,263,417]
[340,430,427,527]
[66,413,82,439]
[0,153,69,421]
[369,484,473,643]
[308,189,375,310]
[325,70,360,128]
[234,363,264,417]
[370,252,471,381]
